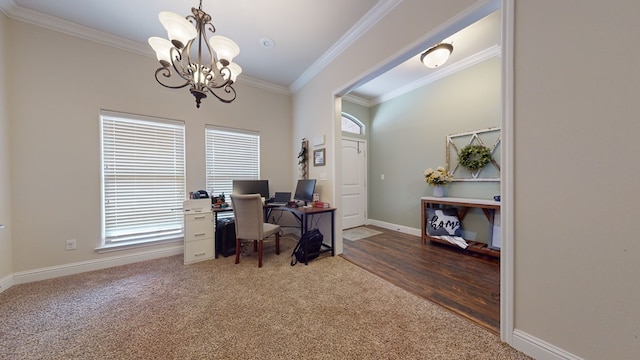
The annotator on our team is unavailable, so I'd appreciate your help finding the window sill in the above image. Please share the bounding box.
[95,236,184,254]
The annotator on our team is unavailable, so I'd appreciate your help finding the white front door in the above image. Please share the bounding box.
[342,138,366,229]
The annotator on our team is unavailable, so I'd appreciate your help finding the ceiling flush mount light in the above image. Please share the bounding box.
[420,43,453,68]
[148,0,241,108]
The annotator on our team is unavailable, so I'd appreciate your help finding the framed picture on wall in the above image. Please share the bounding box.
[313,148,325,166]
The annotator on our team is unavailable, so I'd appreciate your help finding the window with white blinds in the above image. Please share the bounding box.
[101,111,186,245]
[205,126,260,202]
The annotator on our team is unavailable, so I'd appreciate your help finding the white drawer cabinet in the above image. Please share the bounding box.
[185,214,214,239]
[183,200,215,265]
[184,237,214,264]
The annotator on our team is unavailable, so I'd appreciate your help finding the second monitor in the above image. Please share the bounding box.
[232,179,270,199]
[294,179,316,205]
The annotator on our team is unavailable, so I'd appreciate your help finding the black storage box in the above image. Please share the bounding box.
[216,218,236,257]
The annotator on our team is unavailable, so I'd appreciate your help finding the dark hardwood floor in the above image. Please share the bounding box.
[340,225,500,334]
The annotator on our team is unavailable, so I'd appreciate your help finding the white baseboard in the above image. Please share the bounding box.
[9,245,184,287]
[512,329,583,360]
[0,274,15,294]
[366,219,421,237]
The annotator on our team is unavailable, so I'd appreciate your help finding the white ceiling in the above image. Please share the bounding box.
[0,0,500,103]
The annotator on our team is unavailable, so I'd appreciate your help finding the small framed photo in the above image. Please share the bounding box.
[313,148,325,166]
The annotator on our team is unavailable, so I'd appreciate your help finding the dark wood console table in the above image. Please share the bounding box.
[420,196,500,258]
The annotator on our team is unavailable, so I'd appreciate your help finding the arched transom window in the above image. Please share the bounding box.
[341,113,364,135]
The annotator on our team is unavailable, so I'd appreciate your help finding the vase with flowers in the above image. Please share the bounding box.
[423,166,452,197]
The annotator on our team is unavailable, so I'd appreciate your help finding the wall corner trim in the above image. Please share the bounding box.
[0,274,15,294]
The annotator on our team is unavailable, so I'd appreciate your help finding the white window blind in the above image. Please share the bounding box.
[205,126,260,200]
[101,111,186,244]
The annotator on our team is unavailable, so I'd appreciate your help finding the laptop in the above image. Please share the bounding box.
[270,192,291,206]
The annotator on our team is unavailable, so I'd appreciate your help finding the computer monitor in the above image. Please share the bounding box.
[232,180,270,199]
[293,179,316,204]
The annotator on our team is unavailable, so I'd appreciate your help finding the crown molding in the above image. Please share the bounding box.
[289,0,403,93]
[237,75,290,96]
[0,0,15,16]
[1,0,149,57]
[342,94,372,108]
[371,44,501,106]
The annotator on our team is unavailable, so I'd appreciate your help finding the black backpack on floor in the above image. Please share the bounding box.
[291,229,323,266]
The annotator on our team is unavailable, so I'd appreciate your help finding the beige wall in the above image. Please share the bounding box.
[294,0,640,359]
[0,12,13,281]
[5,19,292,272]
[514,1,640,358]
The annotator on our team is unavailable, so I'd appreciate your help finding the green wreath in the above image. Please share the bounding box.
[458,144,492,171]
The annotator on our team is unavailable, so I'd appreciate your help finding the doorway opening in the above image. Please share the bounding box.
[335,0,512,340]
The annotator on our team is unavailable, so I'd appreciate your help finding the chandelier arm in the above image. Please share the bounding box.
[202,83,237,103]
[153,67,191,89]
[153,46,192,89]
[205,66,232,89]
[195,23,207,90]
[170,44,195,83]
[184,14,197,78]
[194,9,226,89]
[205,22,216,34]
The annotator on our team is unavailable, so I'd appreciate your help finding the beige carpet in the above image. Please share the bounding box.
[0,236,530,359]
[343,226,383,241]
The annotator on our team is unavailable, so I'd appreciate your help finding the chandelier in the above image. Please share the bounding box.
[148,0,241,108]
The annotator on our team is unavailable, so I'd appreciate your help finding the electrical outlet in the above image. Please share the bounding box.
[65,239,77,250]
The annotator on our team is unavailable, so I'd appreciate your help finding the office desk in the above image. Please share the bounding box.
[211,203,276,223]
[213,205,336,261]
[272,206,336,262]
